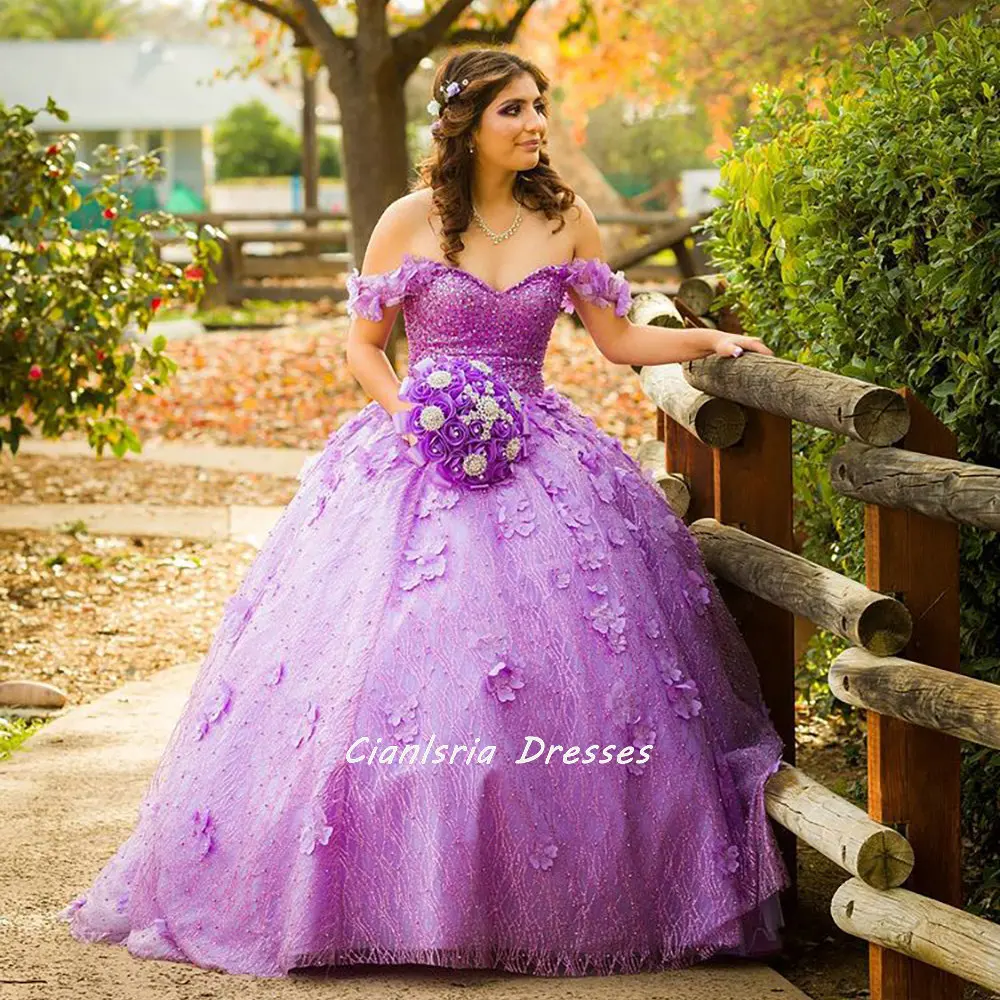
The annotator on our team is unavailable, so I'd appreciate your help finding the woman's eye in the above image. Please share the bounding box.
[506,104,546,115]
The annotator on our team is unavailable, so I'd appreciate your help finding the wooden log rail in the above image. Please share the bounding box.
[830,439,1000,531]
[689,517,912,655]
[681,353,911,445]
[830,646,1000,749]
[764,762,914,889]
[632,274,1000,1000]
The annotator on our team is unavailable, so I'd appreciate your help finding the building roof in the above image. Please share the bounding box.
[0,39,300,130]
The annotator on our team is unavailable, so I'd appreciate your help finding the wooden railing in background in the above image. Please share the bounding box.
[630,279,1000,1000]
[158,209,714,307]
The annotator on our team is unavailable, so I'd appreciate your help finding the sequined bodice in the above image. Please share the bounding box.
[347,252,632,395]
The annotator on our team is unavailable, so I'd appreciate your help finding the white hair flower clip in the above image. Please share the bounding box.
[426,77,469,118]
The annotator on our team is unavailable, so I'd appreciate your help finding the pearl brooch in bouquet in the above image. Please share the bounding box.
[391,355,532,489]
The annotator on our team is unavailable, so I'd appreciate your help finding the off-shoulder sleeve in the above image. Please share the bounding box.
[559,257,632,317]
[346,254,423,321]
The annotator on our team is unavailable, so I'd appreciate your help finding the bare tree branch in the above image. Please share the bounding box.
[391,0,476,78]
[236,0,306,39]
[291,0,355,63]
[443,0,539,48]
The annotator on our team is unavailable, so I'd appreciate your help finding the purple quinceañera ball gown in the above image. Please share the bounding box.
[59,252,792,978]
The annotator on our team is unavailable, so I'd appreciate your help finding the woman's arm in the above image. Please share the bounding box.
[344,200,418,438]
[566,197,772,365]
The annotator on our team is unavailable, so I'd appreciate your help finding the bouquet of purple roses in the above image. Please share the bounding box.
[391,355,531,489]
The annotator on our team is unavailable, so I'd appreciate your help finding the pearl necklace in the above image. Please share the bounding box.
[472,201,523,245]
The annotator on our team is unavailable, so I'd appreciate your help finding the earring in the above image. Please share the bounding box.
[468,144,474,152]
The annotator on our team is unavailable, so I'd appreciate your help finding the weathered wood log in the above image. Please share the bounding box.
[0,679,67,708]
[830,646,1000,749]
[764,761,913,888]
[681,354,911,445]
[829,439,1000,531]
[634,439,691,518]
[629,291,747,448]
[677,273,726,316]
[638,365,746,449]
[689,517,912,655]
[831,878,1000,994]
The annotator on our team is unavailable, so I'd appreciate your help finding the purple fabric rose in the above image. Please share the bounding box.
[393,355,531,490]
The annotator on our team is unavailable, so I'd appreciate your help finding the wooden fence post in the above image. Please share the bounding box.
[661,404,799,912]
[864,388,963,1000]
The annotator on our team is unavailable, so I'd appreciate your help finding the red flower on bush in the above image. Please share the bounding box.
[151,296,163,311]
[103,207,117,220]
[29,365,43,380]
[46,143,61,156]
[183,266,205,281]
[96,350,106,362]
[13,329,25,342]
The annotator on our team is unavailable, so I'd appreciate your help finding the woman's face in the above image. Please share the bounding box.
[470,72,547,170]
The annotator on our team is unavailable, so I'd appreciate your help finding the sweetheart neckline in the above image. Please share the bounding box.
[401,252,580,296]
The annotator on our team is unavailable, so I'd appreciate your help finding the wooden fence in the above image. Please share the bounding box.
[163,209,714,306]
[632,280,1000,1000]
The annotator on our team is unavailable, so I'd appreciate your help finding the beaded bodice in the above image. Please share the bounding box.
[346,252,632,395]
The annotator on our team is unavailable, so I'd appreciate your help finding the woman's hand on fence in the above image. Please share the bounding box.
[710,331,773,358]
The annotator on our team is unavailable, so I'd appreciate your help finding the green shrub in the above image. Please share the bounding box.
[1,98,222,458]
[700,0,1000,914]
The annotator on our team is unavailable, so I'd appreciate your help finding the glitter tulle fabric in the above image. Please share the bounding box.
[58,252,792,978]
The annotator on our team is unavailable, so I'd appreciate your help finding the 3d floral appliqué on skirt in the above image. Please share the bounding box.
[58,373,791,978]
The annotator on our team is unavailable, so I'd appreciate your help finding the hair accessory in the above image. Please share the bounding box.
[426,77,469,118]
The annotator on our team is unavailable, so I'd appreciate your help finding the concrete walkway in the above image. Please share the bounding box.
[0,502,283,547]
[12,436,318,478]
[0,660,811,1000]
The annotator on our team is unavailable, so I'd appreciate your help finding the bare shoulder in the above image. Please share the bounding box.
[564,193,602,258]
[358,189,432,275]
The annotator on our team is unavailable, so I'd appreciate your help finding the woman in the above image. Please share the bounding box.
[59,46,790,979]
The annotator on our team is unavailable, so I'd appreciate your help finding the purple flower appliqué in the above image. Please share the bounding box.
[295,701,320,748]
[265,659,286,687]
[719,841,741,874]
[400,527,447,590]
[606,676,640,728]
[417,483,460,518]
[537,466,568,497]
[549,566,571,590]
[588,596,627,654]
[659,663,703,719]
[115,891,130,914]
[496,490,536,540]
[577,445,602,475]
[299,799,334,856]
[485,660,525,703]
[221,593,255,642]
[195,679,233,740]
[684,567,711,615]
[625,719,657,776]
[575,526,608,571]
[191,808,215,858]
[589,470,616,503]
[644,617,662,639]
[528,840,558,871]
[555,495,591,530]
[386,694,419,744]
[559,258,632,317]
[306,493,328,527]
[63,894,87,917]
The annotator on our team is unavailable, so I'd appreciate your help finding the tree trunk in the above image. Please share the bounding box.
[321,43,411,370]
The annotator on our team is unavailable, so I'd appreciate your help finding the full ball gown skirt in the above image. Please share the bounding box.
[58,253,792,977]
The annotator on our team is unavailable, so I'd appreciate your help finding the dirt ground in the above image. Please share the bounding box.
[2,452,996,1000]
